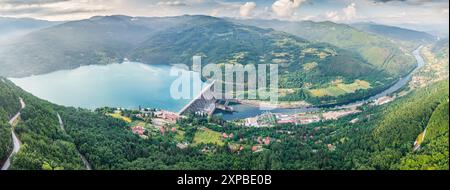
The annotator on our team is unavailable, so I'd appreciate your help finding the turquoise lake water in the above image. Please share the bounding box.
[10,62,197,112]
[10,46,423,120]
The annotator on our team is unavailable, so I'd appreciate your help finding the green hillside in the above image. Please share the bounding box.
[399,101,449,170]
[330,80,449,170]
[351,22,436,44]
[0,78,85,170]
[0,78,21,163]
[230,19,417,77]
[130,17,383,89]
[432,38,449,59]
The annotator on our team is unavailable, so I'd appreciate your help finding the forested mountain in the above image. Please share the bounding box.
[0,78,85,170]
[399,101,448,169]
[1,76,447,170]
[0,15,379,84]
[0,17,60,43]
[0,113,12,166]
[432,38,449,58]
[351,22,436,44]
[0,15,402,105]
[365,80,448,169]
[0,78,20,164]
[0,15,421,106]
[229,18,417,77]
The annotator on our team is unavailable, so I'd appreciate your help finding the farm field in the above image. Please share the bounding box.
[193,128,224,146]
[107,112,132,123]
[309,80,371,97]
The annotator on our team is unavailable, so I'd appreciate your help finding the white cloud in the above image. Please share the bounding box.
[157,1,187,7]
[324,3,358,22]
[239,2,256,17]
[210,8,220,17]
[325,11,340,22]
[343,3,357,20]
[272,0,305,18]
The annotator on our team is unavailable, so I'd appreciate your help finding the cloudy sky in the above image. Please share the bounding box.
[0,0,448,33]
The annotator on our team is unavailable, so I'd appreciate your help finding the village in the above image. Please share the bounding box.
[98,94,397,155]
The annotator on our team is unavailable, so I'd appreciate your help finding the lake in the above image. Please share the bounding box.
[10,62,199,112]
[10,47,424,120]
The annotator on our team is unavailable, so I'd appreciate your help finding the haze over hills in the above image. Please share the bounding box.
[229,18,418,77]
[0,15,424,79]
[351,22,436,44]
[0,17,61,42]
[0,15,388,90]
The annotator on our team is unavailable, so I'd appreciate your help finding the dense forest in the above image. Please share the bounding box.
[1,78,84,170]
[1,76,447,170]
[0,79,20,165]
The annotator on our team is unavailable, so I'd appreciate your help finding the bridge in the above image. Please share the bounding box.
[178,81,235,116]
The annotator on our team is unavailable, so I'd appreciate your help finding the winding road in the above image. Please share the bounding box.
[57,113,92,170]
[1,97,25,170]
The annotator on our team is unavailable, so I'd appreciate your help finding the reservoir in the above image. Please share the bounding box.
[10,47,424,120]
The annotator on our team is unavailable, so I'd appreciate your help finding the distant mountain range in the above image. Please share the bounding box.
[0,16,379,82]
[0,15,420,77]
[0,15,433,103]
[0,17,61,40]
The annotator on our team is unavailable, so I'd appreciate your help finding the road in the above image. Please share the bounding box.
[1,97,25,170]
[57,113,92,170]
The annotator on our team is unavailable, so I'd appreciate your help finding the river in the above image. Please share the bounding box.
[218,46,425,120]
[9,47,425,121]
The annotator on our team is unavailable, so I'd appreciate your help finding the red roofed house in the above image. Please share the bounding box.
[160,127,165,135]
[155,111,179,123]
[132,126,144,136]
[264,137,271,145]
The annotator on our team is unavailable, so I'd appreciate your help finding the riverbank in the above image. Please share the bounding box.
[220,46,425,120]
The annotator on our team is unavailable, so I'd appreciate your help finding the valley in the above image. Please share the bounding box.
[0,15,417,106]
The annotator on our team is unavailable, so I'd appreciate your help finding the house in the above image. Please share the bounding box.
[154,110,180,123]
[327,144,336,151]
[257,137,262,144]
[132,126,144,136]
[245,117,258,127]
[277,118,297,125]
[177,142,188,149]
[251,145,263,152]
[264,137,271,145]
[160,127,165,135]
